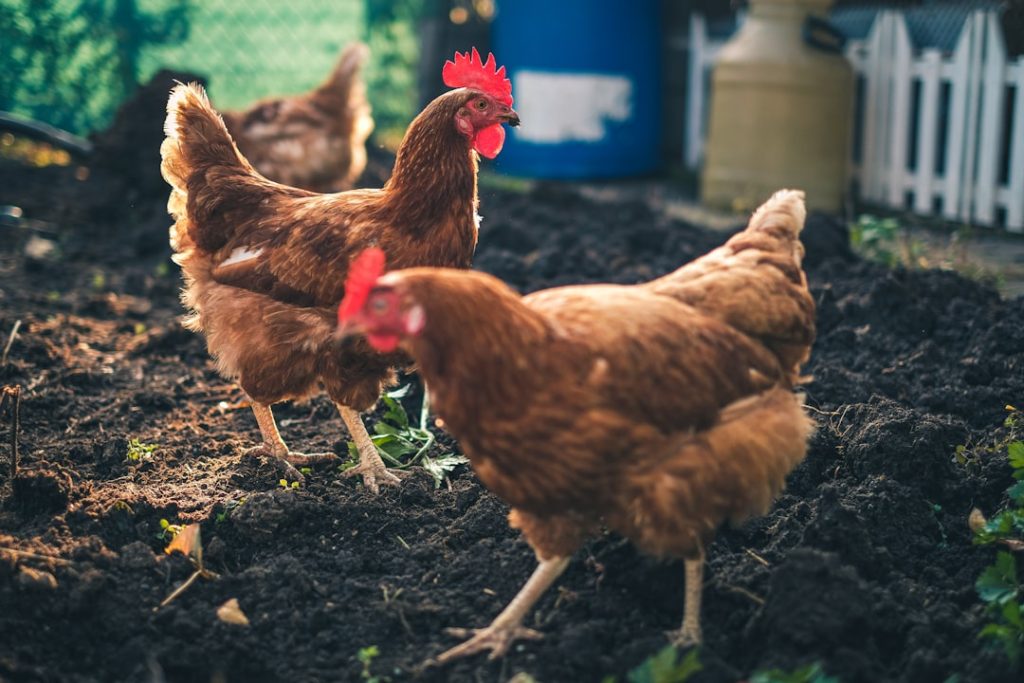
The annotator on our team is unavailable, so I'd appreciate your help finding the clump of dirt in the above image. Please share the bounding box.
[0,128,1022,682]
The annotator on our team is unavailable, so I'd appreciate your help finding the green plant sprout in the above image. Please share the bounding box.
[751,662,839,683]
[126,439,158,462]
[602,647,701,683]
[215,498,246,525]
[954,406,1021,468]
[849,212,943,271]
[357,645,388,683]
[156,518,183,542]
[971,417,1024,666]
[91,270,107,291]
[278,479,300,490]
[343,385,466,488]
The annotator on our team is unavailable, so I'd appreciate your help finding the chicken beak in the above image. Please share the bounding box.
[501,107,520,127]
[335,318,363,343]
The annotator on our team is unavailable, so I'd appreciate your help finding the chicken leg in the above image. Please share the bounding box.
[249,402,339,482]
[668,551,705,647]
[435,556,570,663]
[337,404,405,494]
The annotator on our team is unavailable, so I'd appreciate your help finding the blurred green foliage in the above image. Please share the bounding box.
[2,0,426,141]
[363,0,425,144]
[139,2,365,116]
[0,0,191,134]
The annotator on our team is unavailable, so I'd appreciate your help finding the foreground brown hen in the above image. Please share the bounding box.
[161,50,518,491]
[337,190,816,656]
[220,42,373,192]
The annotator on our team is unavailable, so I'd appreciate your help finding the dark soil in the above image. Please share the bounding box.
[1,101,1023,683]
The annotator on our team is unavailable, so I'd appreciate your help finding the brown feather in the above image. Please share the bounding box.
[386,189,816,562]
[162,82,484,409]
[220,42,373,193]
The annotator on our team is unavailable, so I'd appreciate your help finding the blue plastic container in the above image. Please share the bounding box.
[493,0,661,178]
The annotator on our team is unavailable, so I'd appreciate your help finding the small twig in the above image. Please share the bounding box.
[719,583,765,606]
[803,404,837,416]
[1,386,19,478]
[0,546,73,566]
[156,567,217,610]
[1,320,21,367]
[156,569,203,610]
[744,548,770,567]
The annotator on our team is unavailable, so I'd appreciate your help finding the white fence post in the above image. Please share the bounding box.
[914,49,943,215]
[887,14,914,208]
[686,13,707,170]
[974,11,1008,225]
[1008,61,1024,232]
[686,9,1023,231]
[861,12,894,202]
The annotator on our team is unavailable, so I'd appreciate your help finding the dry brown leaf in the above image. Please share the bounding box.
[165,523,202,563]
[968,508,987,534]
[216,598,250,626]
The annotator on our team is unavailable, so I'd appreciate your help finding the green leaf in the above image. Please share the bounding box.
[626,646,701,683]
[750,663,839,683]
[1002,599,1024,629]
[421,454,469,488]
[380,394,410,429]
[1009,442,1024,470]
[977,552,1020,605]
[1009,481,1024,505]
[374,422,401,436]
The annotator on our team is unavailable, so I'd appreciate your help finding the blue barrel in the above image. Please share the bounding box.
[493,0,661,178]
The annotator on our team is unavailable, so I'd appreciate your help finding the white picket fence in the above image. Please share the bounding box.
[686,10,1024,232]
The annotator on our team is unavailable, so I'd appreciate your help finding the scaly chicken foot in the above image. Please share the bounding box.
[337,404,407,494]
[434,556,570,664]
[667,554,705,648]
[249,402,339,483]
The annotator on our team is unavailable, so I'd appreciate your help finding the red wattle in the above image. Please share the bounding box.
[367,333,400,353]
[473,124,505,159]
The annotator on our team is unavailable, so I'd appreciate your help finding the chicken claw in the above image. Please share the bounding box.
[243,443,338,483]
[431,557,570,664]
[340,458,407,494]
[435,625,543,663]
[667,625,702,649]
[337,403,408,494]
[667,555,705,648]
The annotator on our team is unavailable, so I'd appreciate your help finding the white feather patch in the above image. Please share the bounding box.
[220,246,264,267]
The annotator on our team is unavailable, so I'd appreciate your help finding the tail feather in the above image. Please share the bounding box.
[317,42,370,99]
[646,189,815,379]
[161,82,257,254]
[745,188,807,240]
[620,387,814,558]
[313,42,373,143]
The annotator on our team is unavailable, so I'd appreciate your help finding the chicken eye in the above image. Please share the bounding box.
[475,99,488,110]
[370,297,390,315]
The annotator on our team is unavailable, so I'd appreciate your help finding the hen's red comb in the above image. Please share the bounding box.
[338,248,386,321]
[443,48,513,106]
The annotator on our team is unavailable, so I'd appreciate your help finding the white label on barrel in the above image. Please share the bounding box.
[512,71,633,143]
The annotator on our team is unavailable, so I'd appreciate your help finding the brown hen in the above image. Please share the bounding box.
[338,190,816,655]
[161,50,519,491]
[220,42,373,192]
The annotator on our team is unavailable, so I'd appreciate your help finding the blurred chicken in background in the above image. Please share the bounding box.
[221,42,373,192]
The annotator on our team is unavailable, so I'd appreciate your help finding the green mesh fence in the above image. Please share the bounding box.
[0,0,423,138]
